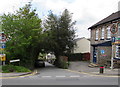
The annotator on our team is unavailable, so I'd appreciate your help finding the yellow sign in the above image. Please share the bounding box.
[0,54,6,61]
[112,41,120,45]
[115,41,120,44]
[0,48,4,50]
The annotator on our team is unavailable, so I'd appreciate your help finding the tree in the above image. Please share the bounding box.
[1,3,44,69]
[44,9,76,66]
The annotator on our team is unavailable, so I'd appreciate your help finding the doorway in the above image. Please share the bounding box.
[93,47,97,63]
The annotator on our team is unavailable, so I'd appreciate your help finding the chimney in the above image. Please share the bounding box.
[118,1,120,11]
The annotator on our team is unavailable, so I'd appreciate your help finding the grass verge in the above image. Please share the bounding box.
[0,65,31,73]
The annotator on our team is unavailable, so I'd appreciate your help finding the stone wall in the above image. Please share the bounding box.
[97,46,112,65]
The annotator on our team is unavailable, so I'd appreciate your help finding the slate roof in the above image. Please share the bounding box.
[88,11,120,29]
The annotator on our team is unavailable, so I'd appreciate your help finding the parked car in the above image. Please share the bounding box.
[35,59,45,67]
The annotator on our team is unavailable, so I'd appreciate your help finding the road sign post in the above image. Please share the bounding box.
[110,45,114,70]
[0,32,6,65]
[110,24,117,70]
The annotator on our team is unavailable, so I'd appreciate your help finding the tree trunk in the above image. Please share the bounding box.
[54,53,60,67]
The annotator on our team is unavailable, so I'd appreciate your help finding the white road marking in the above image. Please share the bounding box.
[42,76,52,78]
[56,76,66,77]
[83,76,90,77]
[70,75,80,77]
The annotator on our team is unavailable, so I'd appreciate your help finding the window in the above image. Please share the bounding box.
[106,26,111,39]
[101,27,104,39]
[115,46,120,58]
[95,29,98,40]
[118,23,120,36]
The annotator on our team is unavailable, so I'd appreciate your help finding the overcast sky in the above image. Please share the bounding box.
[0,0,120,38]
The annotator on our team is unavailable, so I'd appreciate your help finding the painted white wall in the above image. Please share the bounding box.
[73,38,90,53]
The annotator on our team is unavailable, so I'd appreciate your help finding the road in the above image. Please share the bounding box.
[2,62,119,85]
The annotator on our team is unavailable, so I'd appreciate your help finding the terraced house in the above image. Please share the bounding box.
[88,11,120,68]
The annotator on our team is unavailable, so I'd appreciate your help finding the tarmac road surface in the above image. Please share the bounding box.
[2,62,119,85]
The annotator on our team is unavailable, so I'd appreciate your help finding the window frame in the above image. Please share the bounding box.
[101,27,105,40]
[95,29,99,40]
[115,45,120,58]
[106,26,111,39]
[118,23,120,37]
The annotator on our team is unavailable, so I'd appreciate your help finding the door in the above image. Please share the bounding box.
[93,47,97,63]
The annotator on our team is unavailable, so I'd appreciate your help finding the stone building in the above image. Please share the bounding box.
[88,11,120,67]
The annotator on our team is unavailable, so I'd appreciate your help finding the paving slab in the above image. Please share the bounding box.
[68,61,119,76]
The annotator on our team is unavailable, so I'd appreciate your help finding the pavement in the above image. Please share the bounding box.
[0,70,37,78]
[0,61,119,78]
[68,61,120,77]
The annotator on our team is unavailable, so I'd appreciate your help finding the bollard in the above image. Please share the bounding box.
[99,65,104,74]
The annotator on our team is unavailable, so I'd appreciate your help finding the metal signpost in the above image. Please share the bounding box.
[111,37,116,70]
[0,32,6,65]
[110,24,117,70]
[110,44,114,70]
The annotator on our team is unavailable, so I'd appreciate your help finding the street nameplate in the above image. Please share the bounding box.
[10,59,20,63]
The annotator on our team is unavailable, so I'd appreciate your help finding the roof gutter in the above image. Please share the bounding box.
[88,17,120,30]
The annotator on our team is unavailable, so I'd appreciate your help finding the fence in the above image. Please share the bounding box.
[64,53,90,61]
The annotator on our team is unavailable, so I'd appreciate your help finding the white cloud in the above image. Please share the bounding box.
[0,0,30,14]
[34,0,119,38]
[0,0,120,38]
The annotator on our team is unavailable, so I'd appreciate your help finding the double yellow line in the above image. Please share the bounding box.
[65,69,120,78]
[0,70,37,79]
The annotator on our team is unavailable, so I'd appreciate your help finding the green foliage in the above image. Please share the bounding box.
[1,3,76,69]
[1,65,31,73]
[1,3,44,69]
[38,53,46,60]
[58,59,68,69]
[44,9,76,67]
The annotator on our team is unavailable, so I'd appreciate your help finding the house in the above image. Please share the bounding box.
[46,53,56,64]
[88,11,120,67]
[73,37,90,53]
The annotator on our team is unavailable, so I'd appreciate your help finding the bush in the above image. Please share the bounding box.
[58,58,68,69]
[1,65,31,73]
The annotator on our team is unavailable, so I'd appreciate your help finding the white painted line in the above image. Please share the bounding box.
[70,76,80,77]
[56,76,66,78]
[42,76,52,78]
[83,76,89,77]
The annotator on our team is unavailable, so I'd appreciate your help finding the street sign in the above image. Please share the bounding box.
[113,41,120,44]
[1,44,6,48]
[0,32,6,43]
[115,38,120,42]
[111,34,117,37]
[10,59,20,63]
[0,54,6,61]
[0,32,6,65]
[112,37,116,43]
[110,24,118,34]
[101,50,105,54]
